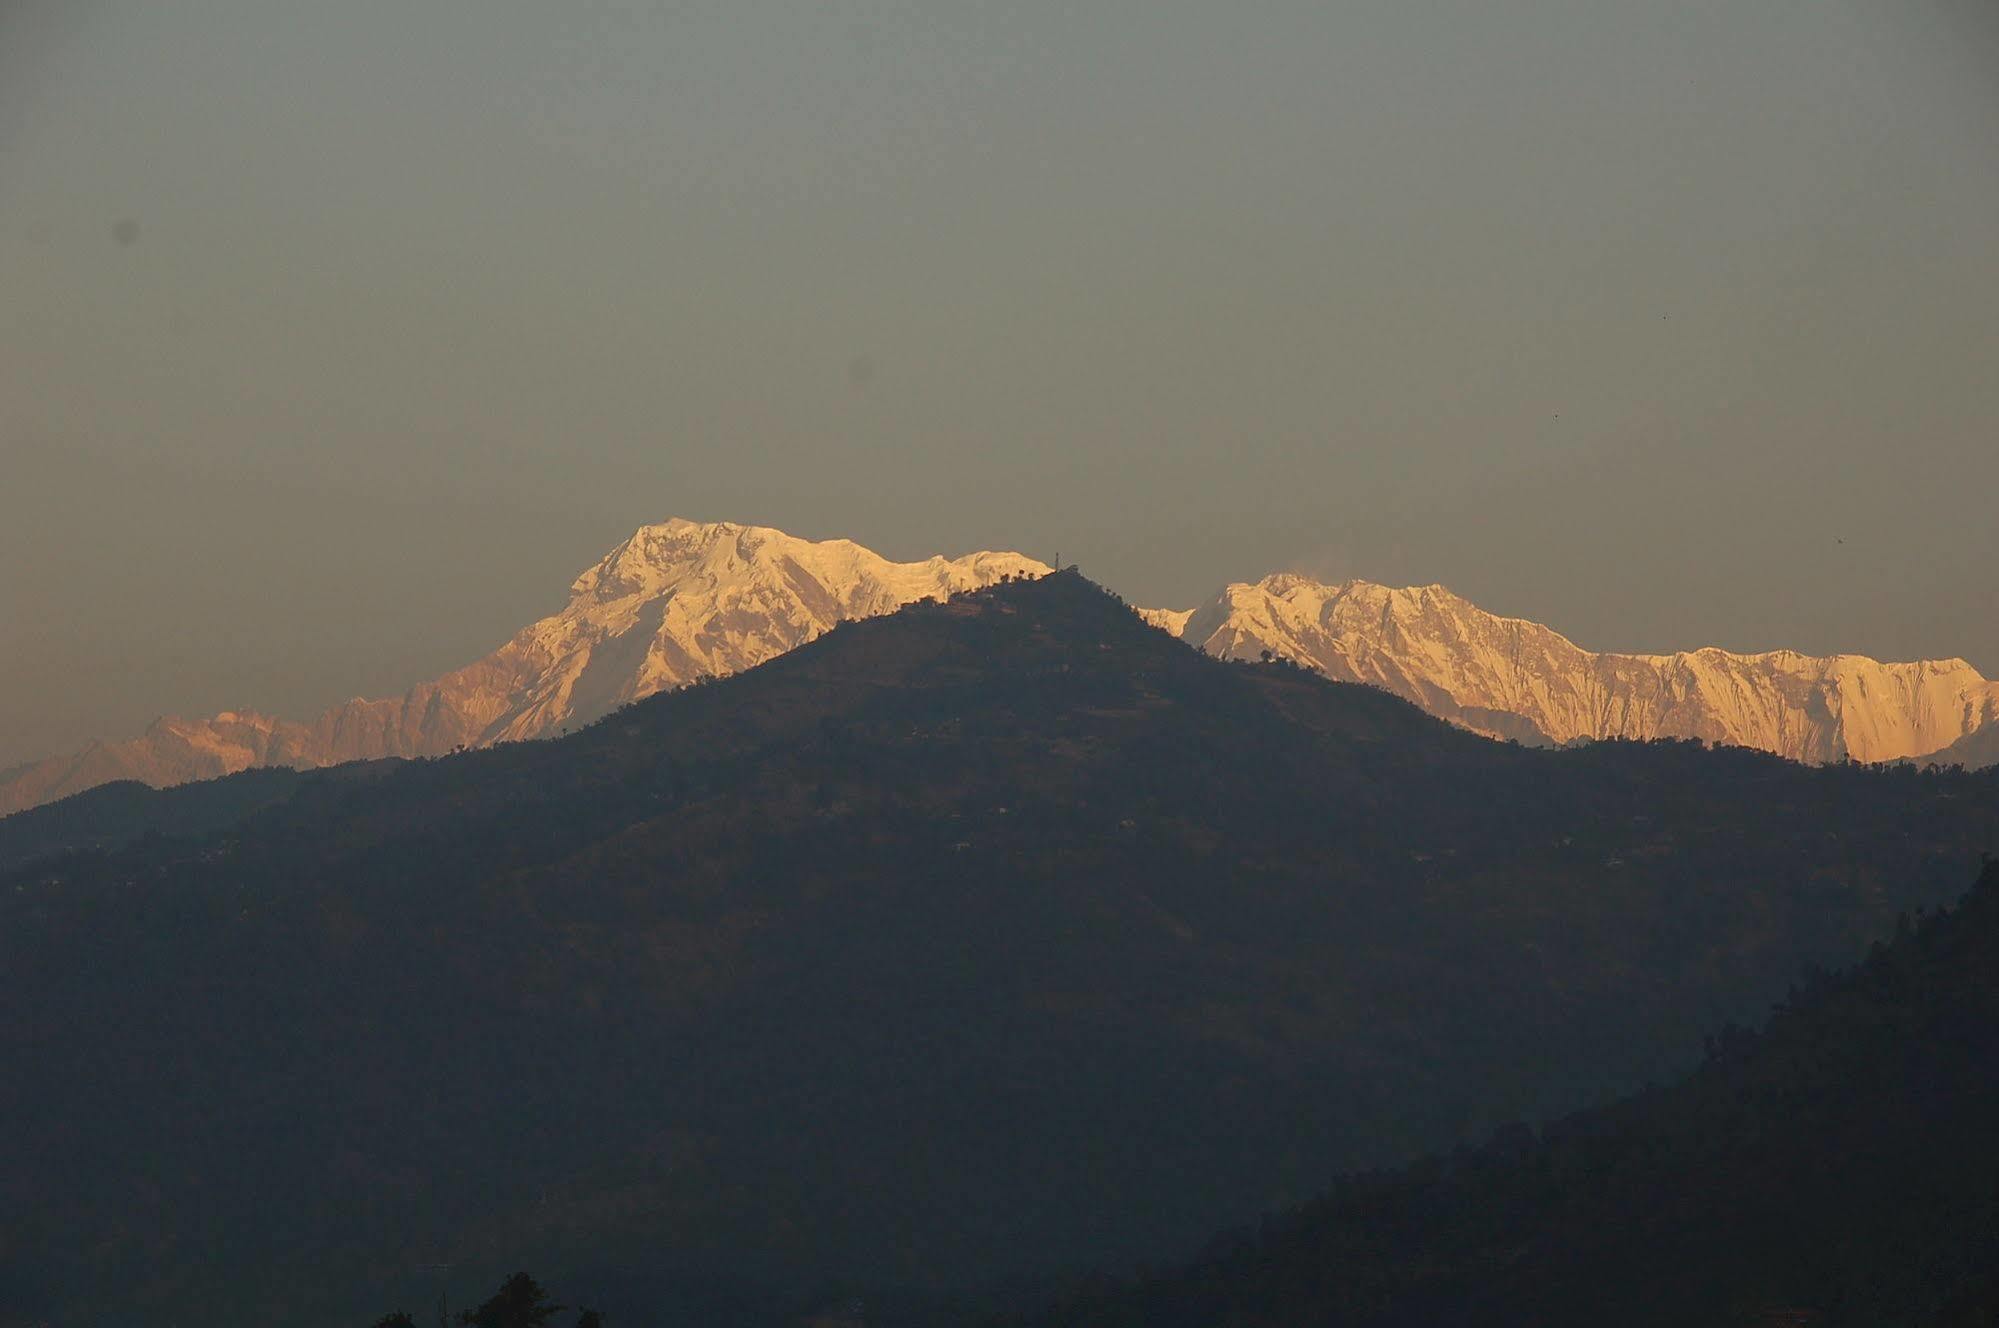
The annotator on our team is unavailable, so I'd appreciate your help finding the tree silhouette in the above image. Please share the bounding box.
[457,1272,563,1328]
[372,1284,602,1328]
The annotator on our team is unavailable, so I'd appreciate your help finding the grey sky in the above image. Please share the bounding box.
[3,0,1997,766]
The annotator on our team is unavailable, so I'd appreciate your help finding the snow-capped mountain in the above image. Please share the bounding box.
[0,520,1047,815]
[1159,573,1999,765]
[6,530,1994,818]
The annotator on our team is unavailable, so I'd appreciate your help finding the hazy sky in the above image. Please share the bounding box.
[4,0,1998,766]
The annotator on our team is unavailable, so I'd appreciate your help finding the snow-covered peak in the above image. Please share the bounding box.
[474,519,1051,744]
[571,518,1037,606]
[4,535,1993,819]
[1167,572,1999,764]
[0,521,1049,815]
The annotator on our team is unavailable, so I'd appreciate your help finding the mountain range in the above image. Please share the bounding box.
[7,570,1999,1326]
[3,519,1994,817]
[1168,574,1999,764]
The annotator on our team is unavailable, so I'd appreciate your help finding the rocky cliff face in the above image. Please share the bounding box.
[0,520,1047,815]
[1165,574,1999,764]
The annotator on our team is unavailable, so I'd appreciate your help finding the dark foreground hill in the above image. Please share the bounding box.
[1012,858,1999,1328]
[3,572,1998,1326]
[0,765,331,873]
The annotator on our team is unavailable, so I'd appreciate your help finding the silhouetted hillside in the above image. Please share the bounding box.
[1010,858,1999,1327]
[0,764,343,872]
[3,572,1997,1326]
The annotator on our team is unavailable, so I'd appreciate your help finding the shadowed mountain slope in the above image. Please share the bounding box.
[0,764,405,873]
[3,572,1998,1326]
[1009,859,1999,1328]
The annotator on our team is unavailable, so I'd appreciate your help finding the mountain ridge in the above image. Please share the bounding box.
[1166,573,1999,764]
[4,525,1994,817]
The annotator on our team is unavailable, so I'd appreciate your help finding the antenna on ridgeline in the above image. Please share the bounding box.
[418,1261,452,1328]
